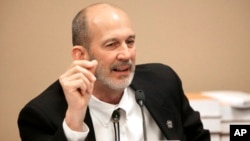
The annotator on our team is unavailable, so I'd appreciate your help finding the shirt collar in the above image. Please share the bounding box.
[89,87,135,126]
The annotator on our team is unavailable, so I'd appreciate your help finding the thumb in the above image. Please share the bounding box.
[90,60,98,74]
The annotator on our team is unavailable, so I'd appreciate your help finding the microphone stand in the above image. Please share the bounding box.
[135,90,147,141]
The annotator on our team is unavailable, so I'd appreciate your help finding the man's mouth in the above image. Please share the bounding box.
[113,66,130,72]
[111,61,133,73]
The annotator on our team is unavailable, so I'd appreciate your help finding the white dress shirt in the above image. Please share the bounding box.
[63,87,166,141]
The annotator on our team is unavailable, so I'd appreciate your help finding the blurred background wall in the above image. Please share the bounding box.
[1,0,249,140]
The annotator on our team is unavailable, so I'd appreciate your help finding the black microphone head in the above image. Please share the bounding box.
[135,90,145,106]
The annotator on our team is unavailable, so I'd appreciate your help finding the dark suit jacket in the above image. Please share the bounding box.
[18,63,210,141]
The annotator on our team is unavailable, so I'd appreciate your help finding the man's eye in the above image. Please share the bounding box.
[107,43,114,47]
[126,39,135,46]
[106,42,118,47]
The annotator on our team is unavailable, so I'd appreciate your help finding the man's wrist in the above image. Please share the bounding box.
[62,119,89,141]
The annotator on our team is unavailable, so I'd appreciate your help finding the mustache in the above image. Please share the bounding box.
[111,60,134,70]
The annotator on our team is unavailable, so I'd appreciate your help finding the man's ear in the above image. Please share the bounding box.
[71,46,89,60]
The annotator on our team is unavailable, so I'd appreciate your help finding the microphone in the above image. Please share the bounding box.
[135,90,146,107]
[111,109,120,141]
[135,90,147,141]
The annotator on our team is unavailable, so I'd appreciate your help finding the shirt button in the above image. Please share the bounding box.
[104,123,109,128]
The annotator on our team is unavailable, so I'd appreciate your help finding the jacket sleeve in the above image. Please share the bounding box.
[18,104,67,141]
[175,72,211,141]
[181,93,211,140]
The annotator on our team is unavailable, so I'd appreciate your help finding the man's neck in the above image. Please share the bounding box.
[93,82,125,104]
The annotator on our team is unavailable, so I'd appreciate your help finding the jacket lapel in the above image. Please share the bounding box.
[130,77,179,140]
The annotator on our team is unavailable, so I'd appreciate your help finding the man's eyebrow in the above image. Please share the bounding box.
[128,35,136,39]
[103,38,117,44]
[100,38,115,47]
[102,35,136,45]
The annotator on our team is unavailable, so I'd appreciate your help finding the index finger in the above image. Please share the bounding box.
[70,60,97,70]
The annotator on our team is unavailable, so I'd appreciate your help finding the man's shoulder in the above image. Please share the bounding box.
[135,63,176,76]
[136,63,170,69]
[18,80,66,129]
[133,63,180,87]
[25,80,66,109]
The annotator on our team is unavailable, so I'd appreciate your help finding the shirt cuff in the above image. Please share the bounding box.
[62,119,89,141]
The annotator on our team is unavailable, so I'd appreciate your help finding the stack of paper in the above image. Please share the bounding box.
[201,91,250,141]
[202,91,250,109]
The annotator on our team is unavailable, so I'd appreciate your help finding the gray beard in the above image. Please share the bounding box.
[96,71,134,91]
[88,51,135,91]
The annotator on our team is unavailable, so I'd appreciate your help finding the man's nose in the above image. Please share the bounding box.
[117,43,132,60]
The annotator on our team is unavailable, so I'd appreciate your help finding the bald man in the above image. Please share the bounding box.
[18,3,210,141]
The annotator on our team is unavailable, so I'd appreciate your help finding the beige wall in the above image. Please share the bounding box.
[1,0,250,140]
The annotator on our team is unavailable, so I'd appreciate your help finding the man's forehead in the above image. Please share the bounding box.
[85,4,128,23]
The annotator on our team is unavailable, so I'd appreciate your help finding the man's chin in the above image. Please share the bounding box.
[105,73,134,90]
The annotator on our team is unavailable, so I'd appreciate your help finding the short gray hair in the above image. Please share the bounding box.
[72,3,122,49]
[72,8,90,49]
